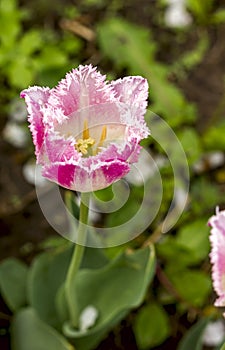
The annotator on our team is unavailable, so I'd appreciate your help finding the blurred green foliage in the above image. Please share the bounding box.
[0,0,225,349]
[0,0,82,94]
[134,302,171,349]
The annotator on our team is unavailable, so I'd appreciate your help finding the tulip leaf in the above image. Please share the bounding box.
[27,245,73,328]
[63,245,156,350]
[0,258,28,312]
[178,317,210,350]
[11,308,74,350]
[28,244,108,328]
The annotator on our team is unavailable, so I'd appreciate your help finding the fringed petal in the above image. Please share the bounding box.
[20,86,50,160]
[111,76,149,132]
[47,65,115,118]
[209,210,225,309]
[43,163,76,189]
[43,160,130,192]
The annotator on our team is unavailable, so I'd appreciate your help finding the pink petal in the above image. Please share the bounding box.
[101,161,130,187]
[44,132,80,163]
[111,76,149,125]
[54,102,124,140]
[209,209,225,308]
[75,160,130,192]
[47,65,115,117]
[43,163,76,189]
[43,160,130,192]
[98,140,141,164]
[20,86,50,160]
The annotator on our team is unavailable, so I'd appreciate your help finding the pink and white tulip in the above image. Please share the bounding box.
[209,208,225,310]
[21,65,149,192]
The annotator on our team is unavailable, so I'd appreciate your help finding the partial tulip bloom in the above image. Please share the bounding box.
[209,208,225,311]
[21,65,149,192]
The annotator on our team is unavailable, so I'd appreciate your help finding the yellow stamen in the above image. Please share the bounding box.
[75,121,108,156]
[75,137,95,155]
[83,120,90,139]
[98,125,107,148]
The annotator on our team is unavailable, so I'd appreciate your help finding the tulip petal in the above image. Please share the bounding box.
[20,87,50,160]
[44,132,80,164]
[48,65,115,117]
[75,160,130,192]
[209,209,225,308]
[43,163,76,189]
[111,76,149,125]
[43,160,130,192]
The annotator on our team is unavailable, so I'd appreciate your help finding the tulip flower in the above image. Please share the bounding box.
[21,64,149,192]
[209,208,225,310]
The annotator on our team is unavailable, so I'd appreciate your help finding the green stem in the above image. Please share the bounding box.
[65,192,90,328]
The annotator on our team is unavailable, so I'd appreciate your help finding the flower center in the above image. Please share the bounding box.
[75,137,95,155]
[75,120,107,156]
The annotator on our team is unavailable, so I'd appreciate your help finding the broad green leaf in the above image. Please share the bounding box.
[28,244,108,328]
[63,246,156,350]
[178,317,210,350]
[0,258,28,312]
[166,268,212,307]
[28,245,73,328]
[133,302,171,349]
[220,342,225,350]
[11,308,74,350]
